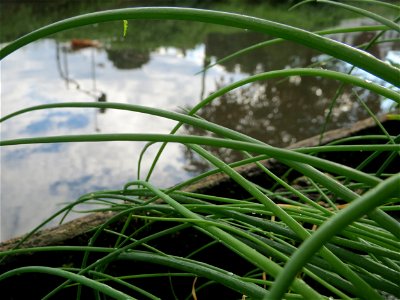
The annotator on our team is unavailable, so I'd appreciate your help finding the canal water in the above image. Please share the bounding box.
[1,1,398,240]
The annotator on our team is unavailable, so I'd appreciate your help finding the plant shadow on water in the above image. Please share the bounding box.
[0,1,399,300]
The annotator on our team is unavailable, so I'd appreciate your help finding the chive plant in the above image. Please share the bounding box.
[0,1,399,299]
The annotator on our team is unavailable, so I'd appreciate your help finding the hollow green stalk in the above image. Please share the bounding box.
[268,173,400,299]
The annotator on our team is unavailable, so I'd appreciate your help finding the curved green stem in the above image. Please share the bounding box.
[0,266,134,300]
[268,174,400,300]
[316,0,400,32]
[0,132,394,186]
[0,7,398,86]
[199,24,389,74]
[123,180,320,299]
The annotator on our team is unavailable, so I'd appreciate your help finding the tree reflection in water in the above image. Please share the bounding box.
[181,28,387,174]
[182,70,380,175]
[106,48,150,70]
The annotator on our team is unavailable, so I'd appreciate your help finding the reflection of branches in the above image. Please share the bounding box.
[55,41,108,132]
[56,41,80,89]
[55,41,103,98]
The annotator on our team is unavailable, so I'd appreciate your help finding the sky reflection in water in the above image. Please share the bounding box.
[1,39,244,240]
[1,25,398,240]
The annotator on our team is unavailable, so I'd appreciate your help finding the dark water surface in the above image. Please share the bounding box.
[1,1,399,240]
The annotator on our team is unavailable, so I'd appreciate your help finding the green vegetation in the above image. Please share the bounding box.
[0,1,399,299]
[1,0,392,51]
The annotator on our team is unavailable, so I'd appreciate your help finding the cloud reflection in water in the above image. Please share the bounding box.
[1,39,230,241]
